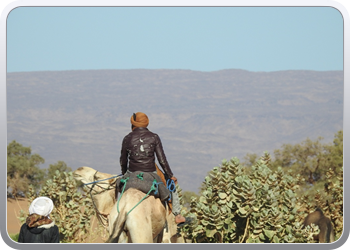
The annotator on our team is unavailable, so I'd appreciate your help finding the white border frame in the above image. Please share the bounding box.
[1,1,348,249]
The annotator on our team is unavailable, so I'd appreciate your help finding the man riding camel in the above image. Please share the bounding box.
[119,112,188,225]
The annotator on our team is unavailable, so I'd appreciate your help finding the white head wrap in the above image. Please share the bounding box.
[29,197,54,217]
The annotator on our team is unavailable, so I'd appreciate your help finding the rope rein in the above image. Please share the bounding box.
[84,172,122,187]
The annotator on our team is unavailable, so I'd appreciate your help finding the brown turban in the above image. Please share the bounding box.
[130,112,149,128]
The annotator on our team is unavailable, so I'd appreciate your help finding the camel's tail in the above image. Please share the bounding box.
[106,209,127,243]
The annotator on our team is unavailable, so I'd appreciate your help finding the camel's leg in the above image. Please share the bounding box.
[118,232,128,243]
[155,229,164,243]
[329,227,335,243]
[126,220,154,243]
[318,229,326,243]
[318,217,334,243]
[106,210,127,243]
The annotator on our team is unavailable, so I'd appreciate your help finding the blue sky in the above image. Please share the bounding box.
[7,6,343,73]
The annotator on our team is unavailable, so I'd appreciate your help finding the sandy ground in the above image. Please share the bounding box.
[6,198,105,243]
[6,198,28,235]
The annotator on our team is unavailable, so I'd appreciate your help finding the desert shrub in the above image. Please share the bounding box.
[19,171,96,243]
[181,153,320,243]
[311,167,343,240]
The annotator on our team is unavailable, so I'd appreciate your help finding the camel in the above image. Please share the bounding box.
[73,166,183,243]
[303,208,335,243]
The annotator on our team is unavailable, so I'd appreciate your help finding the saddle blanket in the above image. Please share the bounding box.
[116,171,170,201]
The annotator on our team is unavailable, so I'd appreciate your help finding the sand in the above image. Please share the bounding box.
[6,198,28,236]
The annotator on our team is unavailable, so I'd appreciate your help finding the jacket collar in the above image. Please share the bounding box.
[132,127,149,132]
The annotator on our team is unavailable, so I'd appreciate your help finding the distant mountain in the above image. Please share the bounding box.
[6,69,343,192]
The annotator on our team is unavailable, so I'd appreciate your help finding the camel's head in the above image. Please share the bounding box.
[73,166,116,186]
[73,166,98,184]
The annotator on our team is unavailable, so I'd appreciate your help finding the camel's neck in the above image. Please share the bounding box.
[89,188,115,215]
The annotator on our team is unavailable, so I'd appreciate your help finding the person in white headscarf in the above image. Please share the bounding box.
[18,197,60,243]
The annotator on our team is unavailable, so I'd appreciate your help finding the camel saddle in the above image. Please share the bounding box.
[115,164,173,212]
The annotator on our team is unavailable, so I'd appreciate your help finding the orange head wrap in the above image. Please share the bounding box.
[130,112,149,129]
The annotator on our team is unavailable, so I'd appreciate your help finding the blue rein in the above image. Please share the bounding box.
[83,174,123,186]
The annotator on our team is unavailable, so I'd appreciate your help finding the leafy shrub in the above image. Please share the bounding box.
[19,171,96,243]
[181,154,320,243]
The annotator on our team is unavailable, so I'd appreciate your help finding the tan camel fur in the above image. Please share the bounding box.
[73,166,183,243]
[106,188,166,243]
[303,208,335,243]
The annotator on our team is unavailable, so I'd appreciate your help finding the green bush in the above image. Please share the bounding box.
[181,154,320,243]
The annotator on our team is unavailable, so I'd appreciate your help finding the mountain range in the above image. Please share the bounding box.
[6,69,343,192]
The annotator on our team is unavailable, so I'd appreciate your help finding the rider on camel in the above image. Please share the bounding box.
[120,112,188,225]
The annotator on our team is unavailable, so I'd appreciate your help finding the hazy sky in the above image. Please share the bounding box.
[7,6,343,73]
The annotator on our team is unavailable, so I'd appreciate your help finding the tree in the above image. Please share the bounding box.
[323,130,343,176]
[7,140,45,197]
[272,137,326,184]
[181,191,199,210]
[46,161,72,180]
[242,152,259,167]
[270,132,341,185]
[266,130,343,198]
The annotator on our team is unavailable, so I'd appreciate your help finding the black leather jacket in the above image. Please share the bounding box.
[120,127,174,177]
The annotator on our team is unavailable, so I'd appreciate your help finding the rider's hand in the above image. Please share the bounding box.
[170,176,178,183]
